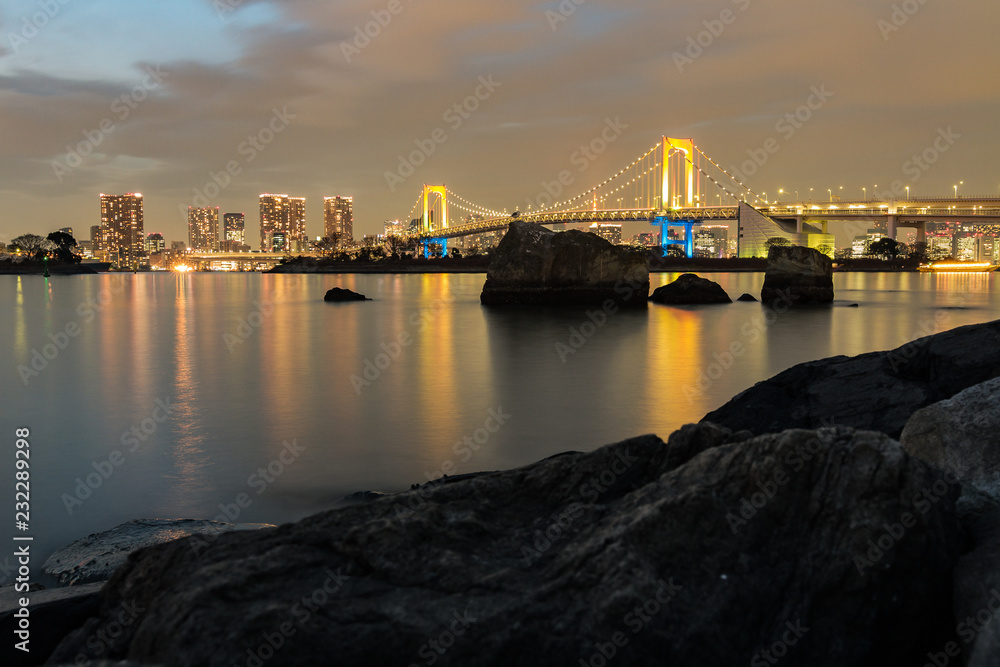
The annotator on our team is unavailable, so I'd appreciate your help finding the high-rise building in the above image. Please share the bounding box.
[223,213,245,245]
[100,193,144,269]
[589,223,622,245]
[90,225,103,253]
[146,232,166,254]
[324,196,353,246]
[188,207,219,251]
[259,194,307,251]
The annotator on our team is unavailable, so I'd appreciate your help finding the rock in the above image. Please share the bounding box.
[737,293,758,302]
[480,221,648,306]
[49,425,962,666]
[899,377,1000,665]
[761,245,834,305]
[703,319,1000,439]
[323,287,370,302]
[900,377,1000,498]
[0,582,103,667]
[43,519,274,586]
[649,273,732,305]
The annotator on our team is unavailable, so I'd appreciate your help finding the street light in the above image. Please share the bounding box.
[906,186,910,200]
[827,188,832,200]
[862,187,867,201]
[778,188,784,203]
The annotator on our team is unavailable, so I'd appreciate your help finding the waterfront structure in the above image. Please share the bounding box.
[324,196,353,245]
[188,207,219,251]
[260,194,306,251]
[90,225,102,253]
[99,193,144,269]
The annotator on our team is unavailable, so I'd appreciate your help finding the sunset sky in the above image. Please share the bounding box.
[1,0,998,243]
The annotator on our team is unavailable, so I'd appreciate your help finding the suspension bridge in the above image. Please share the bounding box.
[401,136,1000,258]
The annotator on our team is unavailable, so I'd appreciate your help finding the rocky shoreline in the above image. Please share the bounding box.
[5,318,1000,666]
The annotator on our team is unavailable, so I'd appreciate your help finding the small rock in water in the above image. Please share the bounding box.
[736,293,758,302]
[324,287,370,302]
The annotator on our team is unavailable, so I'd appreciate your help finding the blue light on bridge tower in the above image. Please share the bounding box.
[653,216,696,258]
[423,238,448,258]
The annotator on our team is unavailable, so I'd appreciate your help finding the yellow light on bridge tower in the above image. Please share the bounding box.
[422,185,448,233]
[662,137,695,209]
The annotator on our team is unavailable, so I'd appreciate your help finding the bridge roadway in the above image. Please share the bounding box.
[416,197,1000,240]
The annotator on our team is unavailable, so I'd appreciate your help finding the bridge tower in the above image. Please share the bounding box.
[662,137,695,209]
[655,137,697,257]
[421,185,449,258]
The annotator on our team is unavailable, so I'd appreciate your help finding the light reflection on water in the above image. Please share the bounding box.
[0,271,996,564]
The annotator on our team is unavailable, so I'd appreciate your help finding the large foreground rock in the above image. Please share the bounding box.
[761,245,833,305]
[49,425,962,666]
[43,518,273,586]
[1,583,104,667]
[900,376,1000,498]
[703,319,1000,438]
[480,221,648,306]
[900,378,1000,666]
[649,273,731,305]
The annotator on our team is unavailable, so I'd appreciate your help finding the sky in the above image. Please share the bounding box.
[1,0,998,244]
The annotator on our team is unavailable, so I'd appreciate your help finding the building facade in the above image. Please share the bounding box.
[188,207,219,251]
[260,194,307,251]
[223,213,246,245]
[324,196,353,246]
[100,193,144,269]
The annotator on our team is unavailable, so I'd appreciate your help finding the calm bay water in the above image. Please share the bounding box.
[1,270,998,571]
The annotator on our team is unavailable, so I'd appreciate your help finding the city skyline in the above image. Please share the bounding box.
[1,1,999,244]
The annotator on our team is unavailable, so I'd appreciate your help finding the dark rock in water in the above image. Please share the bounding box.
[0,582,103,667]
[324,287,370,302]
[649,273,731,305]
[43,518,273,586]
[480,220,648,306]
[49,425,961,666]
[761,245,834,305]
[703,319,1000,439]
[736,293,758,302]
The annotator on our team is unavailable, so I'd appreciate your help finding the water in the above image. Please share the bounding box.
[1,271,997,573]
